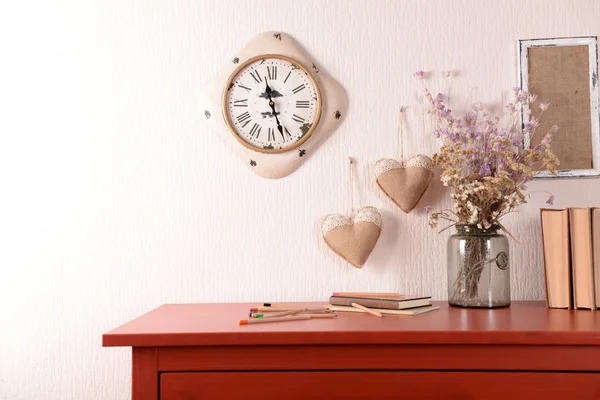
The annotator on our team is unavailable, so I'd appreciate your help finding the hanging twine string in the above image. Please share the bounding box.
[348,157,355,216]
[399,106,405,164]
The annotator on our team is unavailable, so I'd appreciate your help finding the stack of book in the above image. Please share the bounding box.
[540,208,600,309]
[328,292,439,315]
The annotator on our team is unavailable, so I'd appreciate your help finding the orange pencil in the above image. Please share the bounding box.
[350,302,383,317]
[239,315,311,325]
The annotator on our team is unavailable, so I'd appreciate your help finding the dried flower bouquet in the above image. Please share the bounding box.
[416,72,559,305]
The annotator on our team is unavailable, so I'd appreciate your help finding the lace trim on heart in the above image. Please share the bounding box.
[321,215,351,236]
[375,159,403,178]
[354,207,383,229]
[375,155,434,178]
[406,154,434,171]
[321,207,383,236]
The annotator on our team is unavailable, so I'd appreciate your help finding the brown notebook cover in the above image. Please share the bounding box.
[569,208,596,310]
[592,208,600,307]
[329,295,431,310]
[540,208,572,309]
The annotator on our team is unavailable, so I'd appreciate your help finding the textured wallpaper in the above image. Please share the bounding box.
[1,0,600,398]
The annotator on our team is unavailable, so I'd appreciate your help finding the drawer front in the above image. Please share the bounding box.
[161,371,600,400]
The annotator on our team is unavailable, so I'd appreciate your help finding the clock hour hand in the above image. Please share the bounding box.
[265,80,285,139]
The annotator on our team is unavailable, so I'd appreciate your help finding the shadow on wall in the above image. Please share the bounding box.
[415,167,448,216]
[367,207,400,267]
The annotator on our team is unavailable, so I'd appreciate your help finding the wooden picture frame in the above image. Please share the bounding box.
[519,36,600,178]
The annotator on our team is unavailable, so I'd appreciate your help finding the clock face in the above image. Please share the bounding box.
[223,55,321,153]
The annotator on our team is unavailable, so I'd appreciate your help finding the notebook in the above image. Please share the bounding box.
[328,304,439,316]
[329,294,430,310]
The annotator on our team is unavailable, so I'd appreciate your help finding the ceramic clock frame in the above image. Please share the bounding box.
[221,54,322,154]
[198,31,347,179]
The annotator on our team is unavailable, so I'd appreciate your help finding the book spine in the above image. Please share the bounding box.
[540,208,551,308]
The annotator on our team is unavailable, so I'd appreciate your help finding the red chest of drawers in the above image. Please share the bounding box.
[103,301,600,399]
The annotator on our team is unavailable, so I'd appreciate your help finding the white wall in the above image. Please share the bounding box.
[1,0,599,398]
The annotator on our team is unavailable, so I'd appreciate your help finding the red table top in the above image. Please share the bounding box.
[102,301,600,347]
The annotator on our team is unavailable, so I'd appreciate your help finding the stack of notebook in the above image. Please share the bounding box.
[540,208,600,309]
[328,292,439,315]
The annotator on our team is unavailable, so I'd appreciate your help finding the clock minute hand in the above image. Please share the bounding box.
[270,103,285,139]
[265,80,285,139]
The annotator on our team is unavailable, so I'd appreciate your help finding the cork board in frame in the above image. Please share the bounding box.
[519,36,600,178]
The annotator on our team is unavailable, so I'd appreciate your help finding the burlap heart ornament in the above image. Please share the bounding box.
[375,155,434,213]
[321,206,383,268]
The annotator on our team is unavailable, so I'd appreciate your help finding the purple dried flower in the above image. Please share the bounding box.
[539,102,550,111]
[479,163,492,177]
[414,70,424,80]
[425,206,433,214]
[546,195,555,206]
[541,133,552,147]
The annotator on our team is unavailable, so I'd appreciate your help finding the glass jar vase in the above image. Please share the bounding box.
[447,224,510,308]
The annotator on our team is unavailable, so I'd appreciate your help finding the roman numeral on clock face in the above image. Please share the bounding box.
[238,83,252,92]
[267,66,277,80]
[233,99,248,107]
[236,111,251,126]
[296,100,309,109]
[283,71,292,83]
[292,84,306,94]
[292,114,305,124]
[267,127,275,141]
[248,123,261,138]
[250,70,262,83]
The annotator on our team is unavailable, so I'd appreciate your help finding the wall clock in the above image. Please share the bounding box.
[199,32,347,179]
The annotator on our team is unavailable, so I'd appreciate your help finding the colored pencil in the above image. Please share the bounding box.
[239,315,311,325]
[251,309,334,318]
[251,312,337,319]
[262,309,304,319]
[350,302,383,317]
[259,306,330,311]
[303,313,337,318]
[250,307,330,313]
